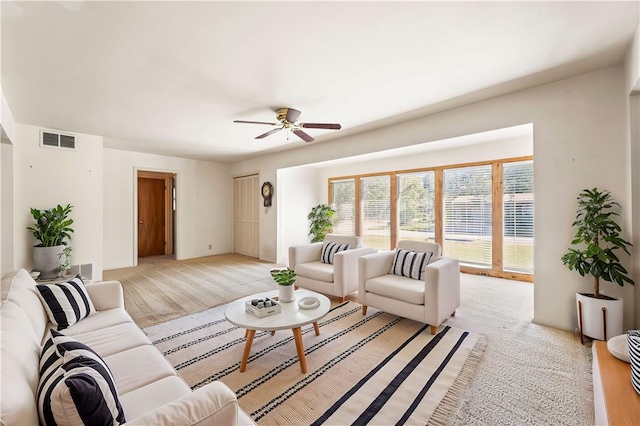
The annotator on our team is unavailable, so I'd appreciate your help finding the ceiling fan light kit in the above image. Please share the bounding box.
[234,108,341,143]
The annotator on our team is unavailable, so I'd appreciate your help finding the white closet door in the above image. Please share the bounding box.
[233,174,259,258]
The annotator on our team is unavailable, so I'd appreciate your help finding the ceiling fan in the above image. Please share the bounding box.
[234,108,341,143]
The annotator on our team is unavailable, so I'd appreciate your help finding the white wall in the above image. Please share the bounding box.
[232,66,635,333]
[103,148,232,269]
[14,124,104,280]
[1,86,17,277]
[1,143,15,277]
[624,25,640,327]
[316,134,533,196]
[277,166,321,264]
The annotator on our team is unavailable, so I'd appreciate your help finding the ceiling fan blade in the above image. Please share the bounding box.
[256,127,284,139]
[234,120,279,126]
[299,123,342,130]
[293,129,314,143]
[285,108,301,123]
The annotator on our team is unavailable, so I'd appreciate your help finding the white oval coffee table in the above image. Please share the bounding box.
[224,289,330,373]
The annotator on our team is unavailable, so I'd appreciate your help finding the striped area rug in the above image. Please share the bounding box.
[144,301,486,425]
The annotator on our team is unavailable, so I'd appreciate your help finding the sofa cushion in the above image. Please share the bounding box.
[389,248,433,280]
[365,274,425,305]
[37,330,126,426]
[66,322,152,357]
[324,234,361,248]
[2,269,49,338]
[321,241,350,264]
[119,376,191,421]
[36,276,96,330]
[294,261,334,283]
[104,345,179,394]
[0,300,44,426]
[62,308,134,337]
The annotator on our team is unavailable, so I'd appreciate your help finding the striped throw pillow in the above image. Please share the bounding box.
[389,248,433,281]
[321,241,350,264]
[37,330,126,426]
[36,275,96,330]
[628,330,640,394]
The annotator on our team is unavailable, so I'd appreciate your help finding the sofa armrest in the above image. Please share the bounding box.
[423,257,460,324]
[125,381,253,425]
[333,247,378,296]
[85,281,124,311]
[289,242,323,268]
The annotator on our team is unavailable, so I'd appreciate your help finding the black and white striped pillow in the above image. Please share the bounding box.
[628,329,640,394]
[37,330,126,426]
[36,275,96,330]
[321,241,350,264]
[389,248,433,280]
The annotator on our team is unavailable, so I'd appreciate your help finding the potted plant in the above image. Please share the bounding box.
[561,188,634,342]
[271,267,296,302]
[26,204,74,279]
[308,204,335,243]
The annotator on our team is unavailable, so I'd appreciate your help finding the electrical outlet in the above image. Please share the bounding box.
[209,244,212,250]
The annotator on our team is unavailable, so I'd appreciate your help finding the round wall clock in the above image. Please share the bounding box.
[261,182,273,207]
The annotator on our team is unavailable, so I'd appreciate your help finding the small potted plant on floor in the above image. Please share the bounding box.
[27,204,74,280]
[271,267,296,302]
[561,188,634,342]
[308,204,335,243]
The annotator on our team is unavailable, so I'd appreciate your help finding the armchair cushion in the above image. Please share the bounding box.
[389,248,433,280]
[294,262,334,283]
[365,274,425,305]
[321,242,350,264]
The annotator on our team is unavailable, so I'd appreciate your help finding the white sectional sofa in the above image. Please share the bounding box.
[0,268,255,425]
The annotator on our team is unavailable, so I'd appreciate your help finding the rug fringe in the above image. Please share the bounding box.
[429,335,487,426]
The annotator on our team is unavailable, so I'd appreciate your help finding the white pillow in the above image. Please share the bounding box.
[389,248,433,280]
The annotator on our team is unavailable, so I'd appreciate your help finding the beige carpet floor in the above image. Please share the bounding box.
[144,301,485,425]
[104,254,594,425]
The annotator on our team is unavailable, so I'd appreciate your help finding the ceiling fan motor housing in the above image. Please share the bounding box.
[276,108,300,123]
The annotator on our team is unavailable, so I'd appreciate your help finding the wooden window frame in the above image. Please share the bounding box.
[328,155,533,283]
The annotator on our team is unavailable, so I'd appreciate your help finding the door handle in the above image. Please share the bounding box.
[139,220,143,224]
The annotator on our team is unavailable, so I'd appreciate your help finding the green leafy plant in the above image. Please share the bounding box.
[58,246,73,276]
[308,204,335,243]
[26,204,74,247]
[270,268,296,286]
[561,188,634,298]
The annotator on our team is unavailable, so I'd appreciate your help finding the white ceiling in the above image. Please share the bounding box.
[1,1,638,164]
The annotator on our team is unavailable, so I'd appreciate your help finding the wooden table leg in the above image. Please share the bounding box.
[239,329,256,373]
[313,321,320,336]
[292,327,307,373]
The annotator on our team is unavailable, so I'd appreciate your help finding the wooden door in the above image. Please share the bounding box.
[233,174,259,258]
[138,177,166,257]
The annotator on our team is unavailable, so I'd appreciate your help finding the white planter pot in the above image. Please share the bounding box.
[278,285,295,303]
[576,292,623,342]
[32,245,64,280]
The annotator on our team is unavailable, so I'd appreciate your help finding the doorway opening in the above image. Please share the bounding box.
[137,171,176,260]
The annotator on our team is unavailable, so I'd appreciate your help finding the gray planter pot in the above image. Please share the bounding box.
[32,245,64,280]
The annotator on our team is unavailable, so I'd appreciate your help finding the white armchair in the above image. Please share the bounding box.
[289,234,377,302]
[358,240,460,334]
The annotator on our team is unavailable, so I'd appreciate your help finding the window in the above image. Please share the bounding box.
[360,175,391,250]
[503,160,534,273]
[398,171,435,242]
[327,155,534,282]
[443,165,492,268]
[331,179,356,235]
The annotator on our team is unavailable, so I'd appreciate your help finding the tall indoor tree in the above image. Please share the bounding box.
[561,188,634,298]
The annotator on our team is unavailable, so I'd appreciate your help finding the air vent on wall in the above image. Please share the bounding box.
[40,131,76,149]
